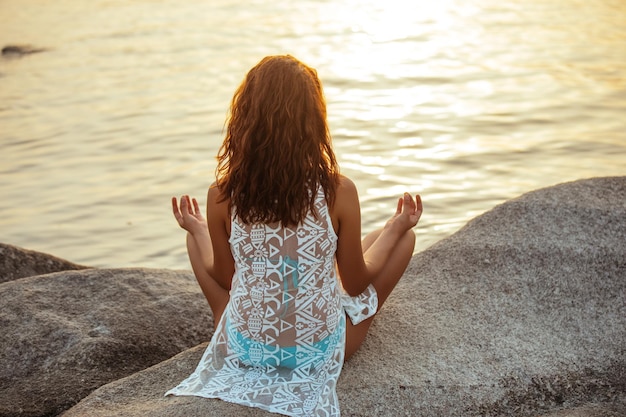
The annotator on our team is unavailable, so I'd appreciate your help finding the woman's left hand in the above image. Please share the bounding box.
[389,193,423,232]
[171,195,208,235]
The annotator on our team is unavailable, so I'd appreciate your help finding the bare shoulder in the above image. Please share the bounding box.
[337,175,360,203]
[207,183,231,232]
[207,182,224,202]
[335,175,359,204]
[330,175,360,230]
[337,174,357,192]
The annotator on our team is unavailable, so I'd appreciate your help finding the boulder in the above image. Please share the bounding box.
[0,268,214,417]
[0,243,89,284]
[60,177,626,416]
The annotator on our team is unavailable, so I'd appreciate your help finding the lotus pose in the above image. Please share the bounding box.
[167,55,422,417]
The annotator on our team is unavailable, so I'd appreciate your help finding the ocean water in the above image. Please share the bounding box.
[1,0,624,269]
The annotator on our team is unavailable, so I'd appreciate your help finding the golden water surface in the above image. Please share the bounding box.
[1,0,625,267]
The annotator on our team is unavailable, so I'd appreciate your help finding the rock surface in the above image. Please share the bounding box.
[60,177,626,417]
[0,243,89,284]
[0,268,213,417]
[539,404,626,417]
[3,177,624,417]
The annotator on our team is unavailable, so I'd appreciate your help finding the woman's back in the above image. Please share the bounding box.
[228,185,342,358]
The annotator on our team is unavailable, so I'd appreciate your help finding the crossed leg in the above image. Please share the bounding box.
[343,228,416,360]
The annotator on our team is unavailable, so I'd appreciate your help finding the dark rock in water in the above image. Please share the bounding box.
[60,177,626,417]
[1,44,47,56]
[0,243,89,284]
[0,268,214,417]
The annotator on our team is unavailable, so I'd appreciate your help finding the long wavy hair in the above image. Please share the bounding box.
[215,55,340,225]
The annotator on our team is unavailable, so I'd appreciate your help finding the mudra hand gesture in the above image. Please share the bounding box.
[388,193,423,232]
[171,195,207,236]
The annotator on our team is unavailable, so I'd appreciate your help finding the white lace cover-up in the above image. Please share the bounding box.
[166,187,378,417]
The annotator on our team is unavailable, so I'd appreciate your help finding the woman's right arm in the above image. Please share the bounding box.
[205,185,235,290]
[333,176,422,296]
[172,185,234,291]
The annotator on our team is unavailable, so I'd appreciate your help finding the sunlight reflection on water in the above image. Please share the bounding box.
[0,0,624,268]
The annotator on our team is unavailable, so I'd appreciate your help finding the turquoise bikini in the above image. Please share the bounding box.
[226,316,341,370]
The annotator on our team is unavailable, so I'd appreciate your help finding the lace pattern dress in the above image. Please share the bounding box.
[166,187,378,417]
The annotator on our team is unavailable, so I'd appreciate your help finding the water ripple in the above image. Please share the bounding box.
[0,0,624,268]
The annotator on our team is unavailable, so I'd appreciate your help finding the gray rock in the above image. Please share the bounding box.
[539,403,626,417]
[59,177,626,416]
[0,243,89,284]
[0,268,213,417]
[39,177,626,415]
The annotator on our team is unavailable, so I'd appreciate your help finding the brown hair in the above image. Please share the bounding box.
[215,55,340,225]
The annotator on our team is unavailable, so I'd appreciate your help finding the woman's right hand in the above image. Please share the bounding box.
[171,195,209,236]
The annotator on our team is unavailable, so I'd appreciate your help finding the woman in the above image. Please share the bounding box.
[167,55,422,417]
